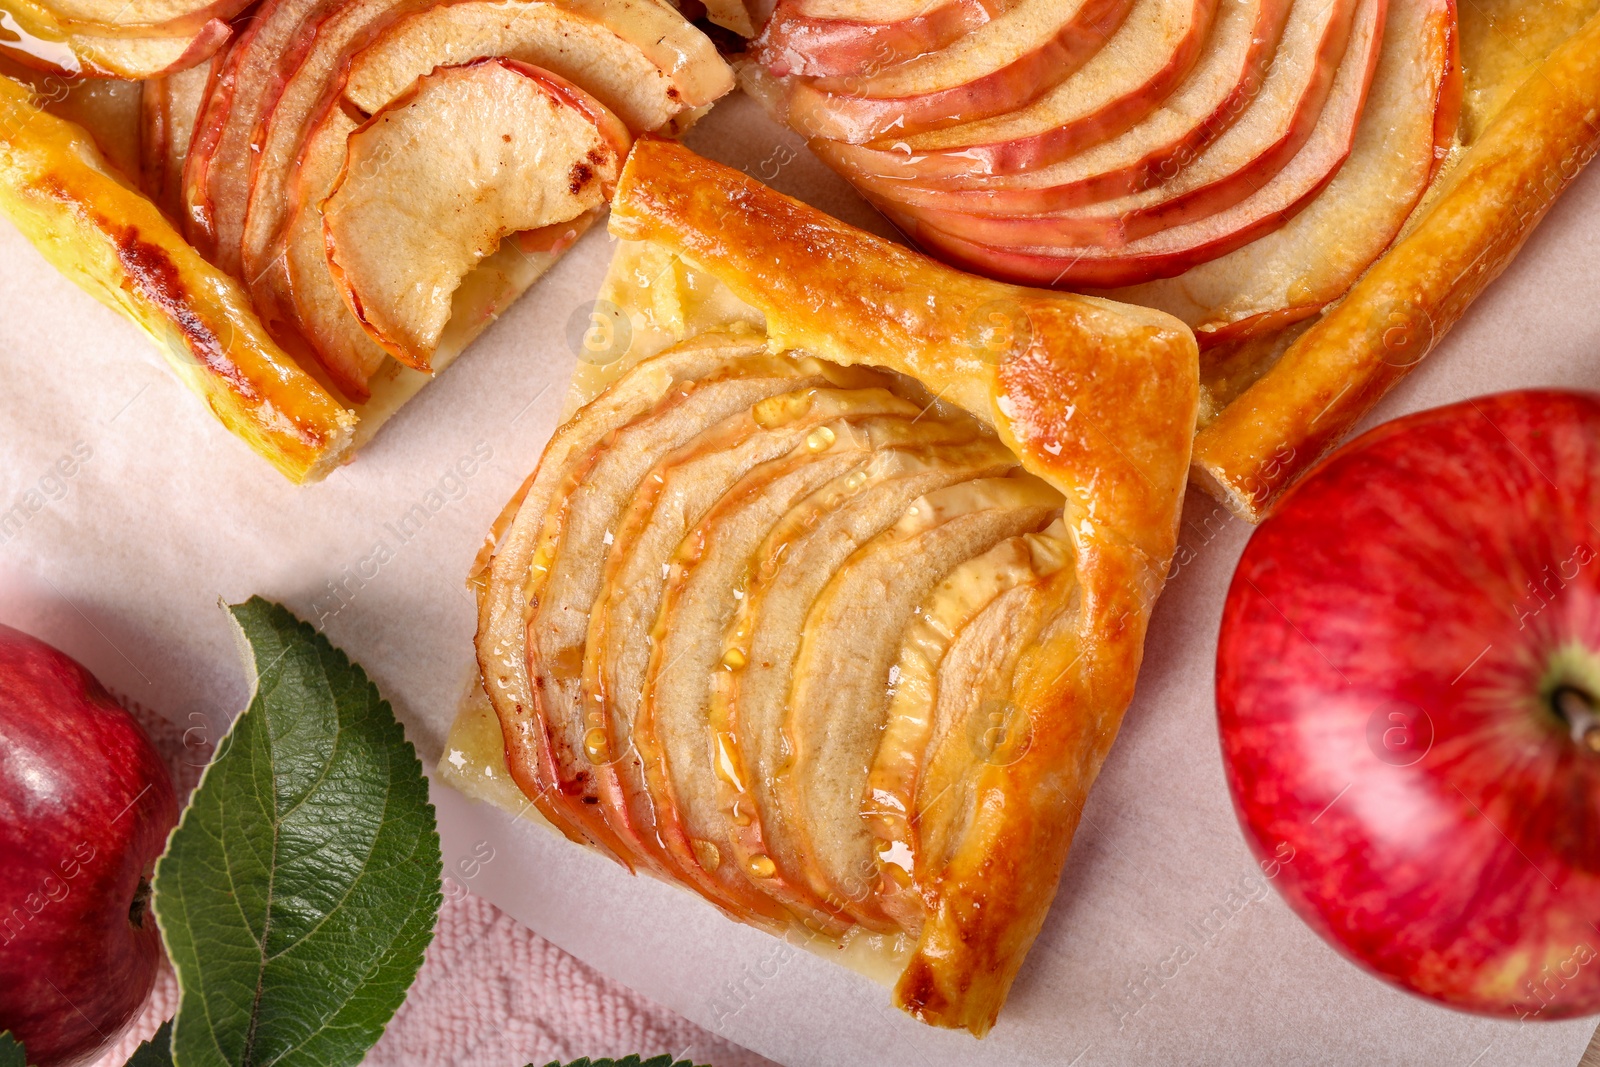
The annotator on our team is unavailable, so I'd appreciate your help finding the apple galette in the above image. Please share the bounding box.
[469,138,1198,1033]
[0,0,732,480]
[750,0,1600,520]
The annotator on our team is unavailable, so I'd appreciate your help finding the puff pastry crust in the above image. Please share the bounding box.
[0,73,355,482]
[475,138,1198,1034]
[1195,1,1600,520]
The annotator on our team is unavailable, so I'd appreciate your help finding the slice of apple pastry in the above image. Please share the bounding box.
[468,140,1199,1034]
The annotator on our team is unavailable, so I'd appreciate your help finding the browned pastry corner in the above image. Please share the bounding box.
[1193,6,1600,520]
[0,74,355,482]
[476,137,1197,1035]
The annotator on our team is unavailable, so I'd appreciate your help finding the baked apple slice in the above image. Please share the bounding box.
[518,352,882,862]
[778,0,1141,144]
[180,0,337,269]
[805,0,1229,178]
[642,429,1016,928]
[713,439,1019,926]
[583,389,931,883]
[629,418,980,922]
[777,475,1063,927]
[896,0,1386,287]
[1104,0,1458,341]
[477,332,774,852]
[834,0,1292,213]
[340,0,732,130]
[321,58,630,372]
[758,0,1021,80]
[0,0,232,79]
[898,0,1377,248]
[38,0,249,36]
[864,523,1072,927]
[140,53,220,220]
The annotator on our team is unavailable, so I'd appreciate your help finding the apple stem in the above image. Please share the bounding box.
[1553,686,1600,753]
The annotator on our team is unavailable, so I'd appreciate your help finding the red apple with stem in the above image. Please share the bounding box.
[0,625,179,1065]
[1217,389,1600,1019]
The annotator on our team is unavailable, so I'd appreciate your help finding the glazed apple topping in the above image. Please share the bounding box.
[476,336,1072,952]
[322,58,631,370]
[758,0,1462,340]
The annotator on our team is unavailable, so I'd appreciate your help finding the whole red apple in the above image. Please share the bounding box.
[0,625,179,1065]
[1217,389,1600,1019]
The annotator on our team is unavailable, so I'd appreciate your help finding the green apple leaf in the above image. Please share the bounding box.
[126,1021,174,1066]
[537,1059,703,1067]
[153,598,442,1067]
[0,1032,27,1067]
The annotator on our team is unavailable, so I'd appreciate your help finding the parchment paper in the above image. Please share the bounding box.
[2,90,1598,1066]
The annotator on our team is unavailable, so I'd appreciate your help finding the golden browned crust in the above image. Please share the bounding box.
[0,74,355,482]
[609,138,1198,1033]
[1194,3,1600,521]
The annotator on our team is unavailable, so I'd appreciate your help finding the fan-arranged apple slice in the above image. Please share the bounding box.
[227,0,730,400]
[758,0,1022,80]
[180,0,336,270]
[893,0,1382,273]
[0,0,234,78]
[582,390,938,883]
[863,523,1072,928]
[140,53,220,221]
[829,0,1294,212]
[339,0,732,131]
[777,0,1142,144]
[631,419,994,922]
[1103,0,1459,341]
[904,0,1446,292]
[897,0,1376,245]
[776,474,1063,927]
[321,58,630,371]
[650,432,1020,928]
[805,0,1230,178]
[38,0,249,35]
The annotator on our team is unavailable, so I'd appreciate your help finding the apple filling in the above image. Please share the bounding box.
[170,0,730,404]
[758,0,1461,342]
[323,58,631,369]
[476,332,1085,978]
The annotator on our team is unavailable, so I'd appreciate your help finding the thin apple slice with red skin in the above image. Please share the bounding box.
[281,108,389,399]
[894,0,1391,289]
[835,0,1291,214]
[897,0,1377,251]
[141,51,221,221]
[524,356,864,866]
[321,59,630,372]
[181,0,339,270]
[342,0,732,129]
[1103,0,1458,344]
[757,0,1021,80]
[634,418,998,927]
[237,0,414,349]
[780,475,1062,930]
[580,384,937,879]
[810,0,1224,179]
[477,334,777,856]
[864,523,1070,928]
[714,441,1019,929]
[779,0,1140,145]
[38,19,231,80]
[598,403,936,915]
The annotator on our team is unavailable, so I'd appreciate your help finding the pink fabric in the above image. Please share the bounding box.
[86,700,775,1067]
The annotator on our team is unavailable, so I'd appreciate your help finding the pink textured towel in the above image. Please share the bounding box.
[88,702,775,1067]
